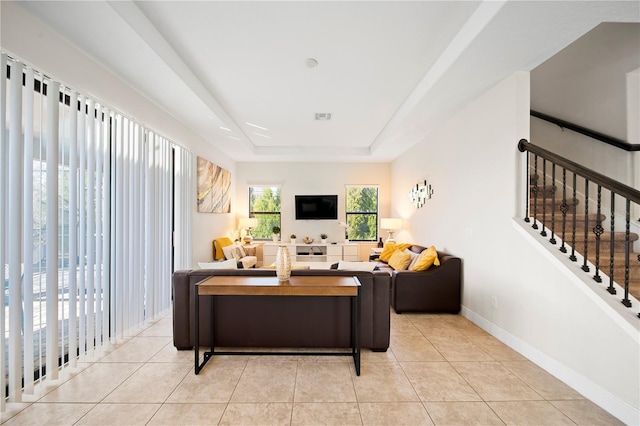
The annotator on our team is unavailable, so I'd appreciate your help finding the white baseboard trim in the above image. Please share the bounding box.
[461,305,640,425]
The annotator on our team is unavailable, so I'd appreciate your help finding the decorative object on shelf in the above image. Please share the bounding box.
[239,217,258,245]
[271,226,281,242]
[320,233,328,243]
[409,179,433,208]
[290,234,297,244]
[380,218,402,243]
[377,238,383,248]
[275,246,291,281]
[337,221,351,244]
[303,236,314,244]
[196,156,231,213]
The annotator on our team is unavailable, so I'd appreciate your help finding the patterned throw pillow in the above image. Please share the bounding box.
[388,249,412,270]
[410,246,440,271]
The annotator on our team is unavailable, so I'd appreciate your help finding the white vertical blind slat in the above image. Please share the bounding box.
[95,105,103,349]
[86,99,95,357]
[102,108,111,347]
[68,91,78,368]
[0,53,8,412]
[8,59,24,402]
[23,67,35,394]
[78,95,86,359]
[45,79,61,381]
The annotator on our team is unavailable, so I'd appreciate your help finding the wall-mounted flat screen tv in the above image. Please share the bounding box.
[295,195,338,220]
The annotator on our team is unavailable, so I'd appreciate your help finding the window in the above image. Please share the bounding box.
[345,186,378,241]
[249,186,281,239]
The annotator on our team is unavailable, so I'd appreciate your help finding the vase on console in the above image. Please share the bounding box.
[275,246,291,281]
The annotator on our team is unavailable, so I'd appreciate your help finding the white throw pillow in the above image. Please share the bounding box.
[336,261,376,272]
[239,256,257,269]
[221,244,237,260]
[198,259,238,269]
[404,249,420,270]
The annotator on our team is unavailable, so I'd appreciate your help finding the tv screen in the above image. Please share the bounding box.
[295,195,338,220]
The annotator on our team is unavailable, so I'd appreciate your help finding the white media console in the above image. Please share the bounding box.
[263,242,359,266]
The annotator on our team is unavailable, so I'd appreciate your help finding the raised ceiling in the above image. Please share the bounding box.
[11,1,640,162]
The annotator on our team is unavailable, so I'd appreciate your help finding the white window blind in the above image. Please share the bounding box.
[0,53,190,408]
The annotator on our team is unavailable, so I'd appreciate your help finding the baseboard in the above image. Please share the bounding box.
[461,305,640,425]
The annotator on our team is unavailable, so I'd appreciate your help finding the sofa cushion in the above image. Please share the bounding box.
[410,246,440,271]
[404,249,420,269]
[388,249,412,270]
[337,260,377,271]
[198,259,238,269]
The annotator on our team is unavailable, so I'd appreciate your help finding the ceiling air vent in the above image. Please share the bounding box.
[315,113,332,121]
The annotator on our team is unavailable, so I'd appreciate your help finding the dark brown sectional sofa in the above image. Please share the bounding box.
[172,268,391,352]
[375,245,462,314]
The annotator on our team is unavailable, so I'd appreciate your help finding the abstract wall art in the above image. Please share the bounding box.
[197,156,231,213]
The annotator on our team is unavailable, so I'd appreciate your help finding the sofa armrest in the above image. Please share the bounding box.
[172,270,193,349]
[391,255,461,313]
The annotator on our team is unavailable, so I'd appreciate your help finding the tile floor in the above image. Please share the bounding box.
[0,309,624,425]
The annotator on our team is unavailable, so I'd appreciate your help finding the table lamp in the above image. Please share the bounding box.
[380,218,402,243]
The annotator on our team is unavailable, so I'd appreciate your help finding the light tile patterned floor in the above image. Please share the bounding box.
[0,309,624,425]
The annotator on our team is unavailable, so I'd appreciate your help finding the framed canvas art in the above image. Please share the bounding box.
[197,156,231,213]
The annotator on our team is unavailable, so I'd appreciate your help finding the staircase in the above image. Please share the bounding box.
[529,175,640,303]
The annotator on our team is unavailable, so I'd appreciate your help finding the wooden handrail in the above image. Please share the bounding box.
[518,139,640,204]
[530,110,640,152]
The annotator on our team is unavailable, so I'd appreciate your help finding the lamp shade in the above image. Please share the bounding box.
[239,217,258,228]
[380,218,402,230]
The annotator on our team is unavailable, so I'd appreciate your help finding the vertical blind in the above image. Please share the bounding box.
[0,54,193,408]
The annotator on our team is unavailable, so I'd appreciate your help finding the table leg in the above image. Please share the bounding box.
[352,287,361,376]
[195,285,200,374]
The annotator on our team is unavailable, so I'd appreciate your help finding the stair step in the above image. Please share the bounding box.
[531,213,606,232]
[529,185,556,196]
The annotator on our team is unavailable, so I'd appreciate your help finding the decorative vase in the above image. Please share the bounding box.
[272,235,278,242]
[321,238,327,244]
[275,246,291,281]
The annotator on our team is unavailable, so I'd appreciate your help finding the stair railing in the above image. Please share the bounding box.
[518,139,640,318]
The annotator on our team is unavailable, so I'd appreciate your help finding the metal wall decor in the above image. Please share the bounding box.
[409,179,433,208]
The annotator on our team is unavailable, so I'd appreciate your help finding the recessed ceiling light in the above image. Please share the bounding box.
[253,132,272,139]
[219,126,231,131]
[315,113,332,121]
[305,58,318,68]
[246,122,269,131]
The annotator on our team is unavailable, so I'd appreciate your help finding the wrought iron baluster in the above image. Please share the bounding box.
[607,193,616,295]
[541,159,547,237]
[581,180,590,272]
[532,155,539,230]
[569,172,577,262]
[622,200,632,308]
[524,151,530,223]
[592,185,603,283]
[559,168,568,253]
[549,164,556,244]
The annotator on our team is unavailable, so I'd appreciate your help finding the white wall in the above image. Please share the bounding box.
[391,72,639,424]
[0,2,237,268]
[232,162,391,260]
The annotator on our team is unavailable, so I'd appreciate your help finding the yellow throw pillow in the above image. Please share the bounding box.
[388,249,412,270]
[379,242,411,262]
[410,246,440,271]
[213,237,233,260]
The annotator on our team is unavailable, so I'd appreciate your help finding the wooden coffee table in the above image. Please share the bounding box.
[194,275,361,375]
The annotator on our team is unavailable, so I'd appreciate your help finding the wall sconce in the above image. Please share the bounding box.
[409,179,433,208]
[380,218,402,242]
[238,217,258,244]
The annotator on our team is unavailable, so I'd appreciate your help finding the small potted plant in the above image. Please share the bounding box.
[290,234,297,244]
[272,226,281,242]
[320,233,328,243]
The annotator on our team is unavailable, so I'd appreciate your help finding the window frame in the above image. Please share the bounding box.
[345,185,379,242]
[248,185,282,240]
